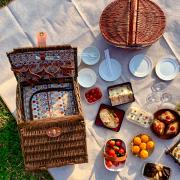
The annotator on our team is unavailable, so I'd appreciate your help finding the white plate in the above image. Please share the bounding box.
[129,54,152,77]
[99,58,122,81]
[155,57,179,81]
[78,68,97,88]
[81,46,100,65]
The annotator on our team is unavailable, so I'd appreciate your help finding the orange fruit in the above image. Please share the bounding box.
[139,150,149,159]
[139,142,147,150]
[141,134,149,143]
[147,141,155,150]
[132,146,140,154]
[133,137,141,145]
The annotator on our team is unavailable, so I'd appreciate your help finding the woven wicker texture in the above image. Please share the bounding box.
[99,0,166,48]
[7,46,88,171]
[20,117,87,171]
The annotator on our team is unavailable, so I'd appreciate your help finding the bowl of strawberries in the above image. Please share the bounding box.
[104,138,127,171]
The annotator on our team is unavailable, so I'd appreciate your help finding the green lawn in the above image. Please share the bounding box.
[0,1,52,179]
[0,0,12,7]
[0,97,53,180]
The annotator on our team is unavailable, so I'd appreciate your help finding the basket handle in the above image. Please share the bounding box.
[128,0,138,45]
[46,127,61,137]
[103,152,127,162]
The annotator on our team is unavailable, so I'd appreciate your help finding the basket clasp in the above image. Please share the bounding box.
[46,127,61,137]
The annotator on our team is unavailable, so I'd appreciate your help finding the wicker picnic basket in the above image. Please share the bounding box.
[99,0,166,48]
[7,45,88,171]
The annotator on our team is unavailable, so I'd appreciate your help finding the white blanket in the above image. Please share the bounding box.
[0,0,179,179]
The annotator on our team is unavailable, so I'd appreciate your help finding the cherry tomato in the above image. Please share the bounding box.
[106,160,113,168]
[108,149,115,156]
[108,140,115,147]
[92,98,96,102]
[91,89,95,94]
[88,99,93,103]
[115,140,122,147]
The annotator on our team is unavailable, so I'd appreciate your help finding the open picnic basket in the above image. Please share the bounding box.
[7,45,88,171]
[99,0,166,48]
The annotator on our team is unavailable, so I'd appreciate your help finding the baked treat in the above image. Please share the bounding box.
[172,142,180,163]
[152,119,165,136]
[99,108,119,128]
[158,111,175,124]
[109,85,134,106]
[166,121,179,135]
[126,107,153,128]
[143,163,171,180]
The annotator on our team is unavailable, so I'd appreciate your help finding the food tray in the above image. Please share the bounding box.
[95,104,125,132]
[107,82,135,106]
[165,139,180,166]
[84,87,103,104]
[151,109,180,139]
[142,162,171,180]
[104,138,127,171]
[126,107,153,128]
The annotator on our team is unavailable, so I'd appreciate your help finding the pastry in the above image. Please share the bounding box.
[158,111,175,124]
[126,107,153,128]
[99,108,119,128]
[143,163,171,180]
[152,119,165,136]
[109,84,134,106]
[172,143,180,163]
[166,121,179,135]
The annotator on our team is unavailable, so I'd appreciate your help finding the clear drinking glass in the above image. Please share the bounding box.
[161,93,172,103]
[151,82,167,92]
[146,93,160,104]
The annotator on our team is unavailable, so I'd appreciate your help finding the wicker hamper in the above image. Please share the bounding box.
[7,45,88,171]
[99,0,166,48]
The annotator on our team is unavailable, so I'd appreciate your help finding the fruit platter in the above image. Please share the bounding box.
[104,138,127,171]
[151,109,180,139]
[131,134,155,159]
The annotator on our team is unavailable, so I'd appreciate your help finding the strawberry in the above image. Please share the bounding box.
[119,147,125,155]
[115,140,122,147]
[106,160,113,168]
[108,149,115,156]
[108,140,115,147]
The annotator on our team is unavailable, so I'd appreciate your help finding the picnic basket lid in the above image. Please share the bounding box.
[7,45,78,83]
[99,0,166,48]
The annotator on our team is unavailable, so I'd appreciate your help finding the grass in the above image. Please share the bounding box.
[0,0,13,7]
[0,97,53,180]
